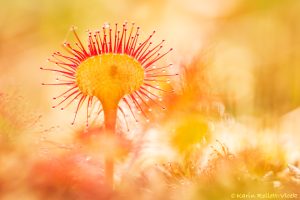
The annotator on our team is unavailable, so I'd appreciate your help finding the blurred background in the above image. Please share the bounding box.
[0,0,300,199]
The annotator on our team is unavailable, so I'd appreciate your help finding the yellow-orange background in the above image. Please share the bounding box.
[1,0,300,199]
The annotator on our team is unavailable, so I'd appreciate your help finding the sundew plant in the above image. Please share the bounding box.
[41,22,175,186]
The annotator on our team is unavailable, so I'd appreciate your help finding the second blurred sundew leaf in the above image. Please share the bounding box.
[171,115,211,152]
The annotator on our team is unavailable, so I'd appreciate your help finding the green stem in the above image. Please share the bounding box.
[103,105,117,188]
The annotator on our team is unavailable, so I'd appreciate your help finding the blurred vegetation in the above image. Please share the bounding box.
[209,0,300,120]
[0,0,300,199]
